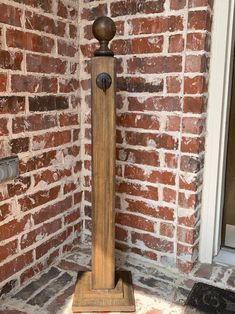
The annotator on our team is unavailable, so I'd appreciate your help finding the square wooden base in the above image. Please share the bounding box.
[72,271,135,312]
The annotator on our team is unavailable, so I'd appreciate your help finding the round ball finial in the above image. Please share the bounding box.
[92,16,116,57]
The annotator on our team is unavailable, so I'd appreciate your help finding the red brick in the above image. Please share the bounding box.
[126,199,174,220]
[64,182,77,194]
[181,136,204,153]
[164,153,178,169]
[111,36,164,55]
[25,11,66,36]
[180,173,201,191]
[182,117,205,134]
[166,76,181,93]
[84,143,91,156]
[81,79,91,91]
[7,176,31,197]
[188,10,212,31]
[160,223,174,238]
[34,168,71,186]
[0,240,18,263]
[163,187,176,204]
[127,56,182,74]
[32,130,71,150]
[177,259,194,273]
[59,113,78,127]
[124,165,176,185]
[19,186,60,212]
[58,40,77,57]
[7,29,54,53]
[0,280,17,298]
[11,75,57,93]
[0,118,9,135]
[13,114,57,133]
[185,55,208,72]
[125,131,178,150]
[21,219,62,249]
[59,78,79,93]
[0,215,31,241]
[177,226,198,244]
[33,196,72,225]
[36,227,72,259]
[117,148,160,167]
[115,226,128,242]
[13,0,53,12]
[0,251,33,282]
[178,208,200,227]
[184,76,207,94]
[183,96,206,113]
[19,261,44,286]
[111,0,164,16]
[132,232,174,253]
[0,3,22,27]
[116,212,154,232]
[58,2,78,20]
[131,247,158,261]
[0,50,23,70]
[80,43,99,58]
[69,24,77,39]
[187,33,210,51]
[117,76,164,93]
[0,203,11,222]
[117,113,160,130]
[19,151,57,173]
[117,181,158,200]
[128,16,184,35]
[178,243,199,264]
[64,209,80,225]
[27,54,67,74]
[179,192,200,209]
[29,96,68,112]
[0,74,7,92]
[10,137,29,154]
[0,97,25,114]
[57,0,68,18]
[81,3,107,20]
[180,155,202,173]
[169,34,184,52]
[170,0,187,9]
[189,0,214,8]
[128,96,181,112]
[165,116,181,132]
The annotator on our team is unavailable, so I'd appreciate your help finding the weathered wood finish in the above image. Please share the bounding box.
[72,17,135,311]
[91,56,116,290]
[72,271,135,312]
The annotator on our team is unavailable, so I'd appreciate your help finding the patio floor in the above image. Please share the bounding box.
[0,245,235,314]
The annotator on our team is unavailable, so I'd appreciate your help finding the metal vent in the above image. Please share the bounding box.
[0,156,19,183]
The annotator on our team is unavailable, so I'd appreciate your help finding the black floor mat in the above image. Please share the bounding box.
[184,282,235,313]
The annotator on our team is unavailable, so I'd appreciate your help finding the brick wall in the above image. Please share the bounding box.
[0,0,81,296]
[80,0,213,273]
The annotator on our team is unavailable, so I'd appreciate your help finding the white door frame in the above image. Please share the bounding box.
[199,0,235,264]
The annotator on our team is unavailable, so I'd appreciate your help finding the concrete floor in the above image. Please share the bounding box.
[1,245,235,314]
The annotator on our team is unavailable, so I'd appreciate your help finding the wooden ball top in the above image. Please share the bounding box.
[92,16,116,43]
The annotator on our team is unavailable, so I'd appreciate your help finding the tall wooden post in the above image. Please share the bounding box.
[92,56,116,290]
[72,16,135,312]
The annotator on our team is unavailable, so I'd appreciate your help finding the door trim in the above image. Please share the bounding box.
[199,0,235,263]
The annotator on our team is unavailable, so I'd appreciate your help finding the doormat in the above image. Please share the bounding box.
[184,282,235,313]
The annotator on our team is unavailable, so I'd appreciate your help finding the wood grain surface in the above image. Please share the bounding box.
[91,56,116,290]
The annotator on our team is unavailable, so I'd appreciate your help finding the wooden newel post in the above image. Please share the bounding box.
[72,16,135,312]
[91,17,116,291]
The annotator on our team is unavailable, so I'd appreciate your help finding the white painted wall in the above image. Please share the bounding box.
[199,0,235,263]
